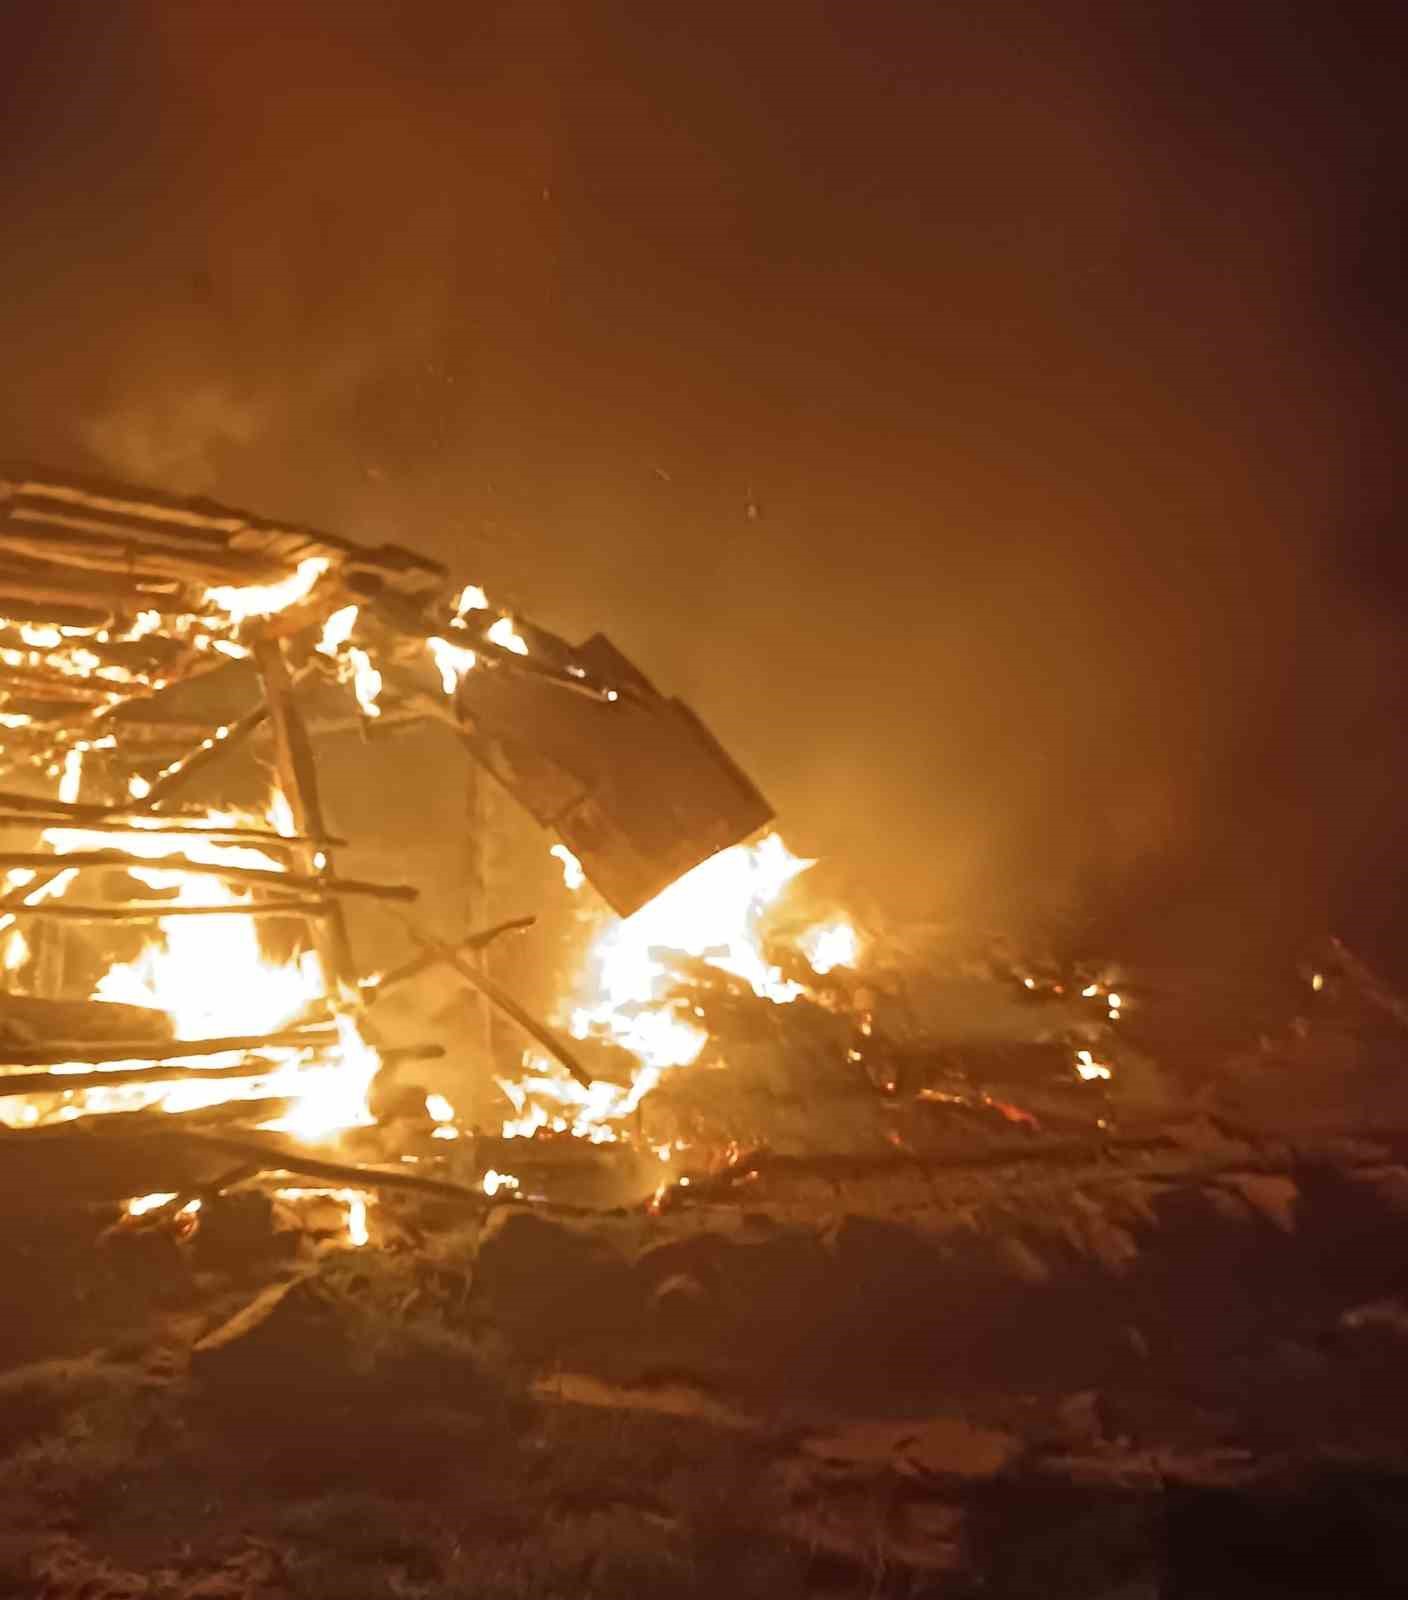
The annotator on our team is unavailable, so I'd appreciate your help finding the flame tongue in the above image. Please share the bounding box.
[499,833,863,1144]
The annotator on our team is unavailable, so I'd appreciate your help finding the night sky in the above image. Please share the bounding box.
[0,2,1401,970]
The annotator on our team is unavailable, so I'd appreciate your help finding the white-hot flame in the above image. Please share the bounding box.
[427,636,477,694]
[486,616,529,657]
[550,843,585,892]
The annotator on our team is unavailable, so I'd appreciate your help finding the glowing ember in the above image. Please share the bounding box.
[426,1091,456,1123]
[126,1192,177,1216]
[1075,1048,1112,1081]
[482,1169,519,1197]
[549,843,585,892]
[454,583,490,616]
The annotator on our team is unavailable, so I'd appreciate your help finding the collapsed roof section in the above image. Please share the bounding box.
[0,465,771,915]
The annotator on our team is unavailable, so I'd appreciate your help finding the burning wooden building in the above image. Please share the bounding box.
[0,465,776,1221]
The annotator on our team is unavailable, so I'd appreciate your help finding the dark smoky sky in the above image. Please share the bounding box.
[0,2,1402,967]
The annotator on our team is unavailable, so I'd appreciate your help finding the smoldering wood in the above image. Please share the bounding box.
[401,919,594,1089]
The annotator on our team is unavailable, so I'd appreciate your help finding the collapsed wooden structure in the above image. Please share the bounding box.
[0,465,771,1217]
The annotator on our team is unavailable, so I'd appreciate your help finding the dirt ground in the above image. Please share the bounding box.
[6,1105,1408,1598]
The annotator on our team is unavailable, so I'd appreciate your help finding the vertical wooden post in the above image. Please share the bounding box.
[251,636,357,1000]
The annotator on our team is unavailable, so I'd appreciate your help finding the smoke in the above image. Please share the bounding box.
[0,1,1399,971]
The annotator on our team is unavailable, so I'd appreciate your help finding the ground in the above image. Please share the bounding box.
[6,1113,1408,1598]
